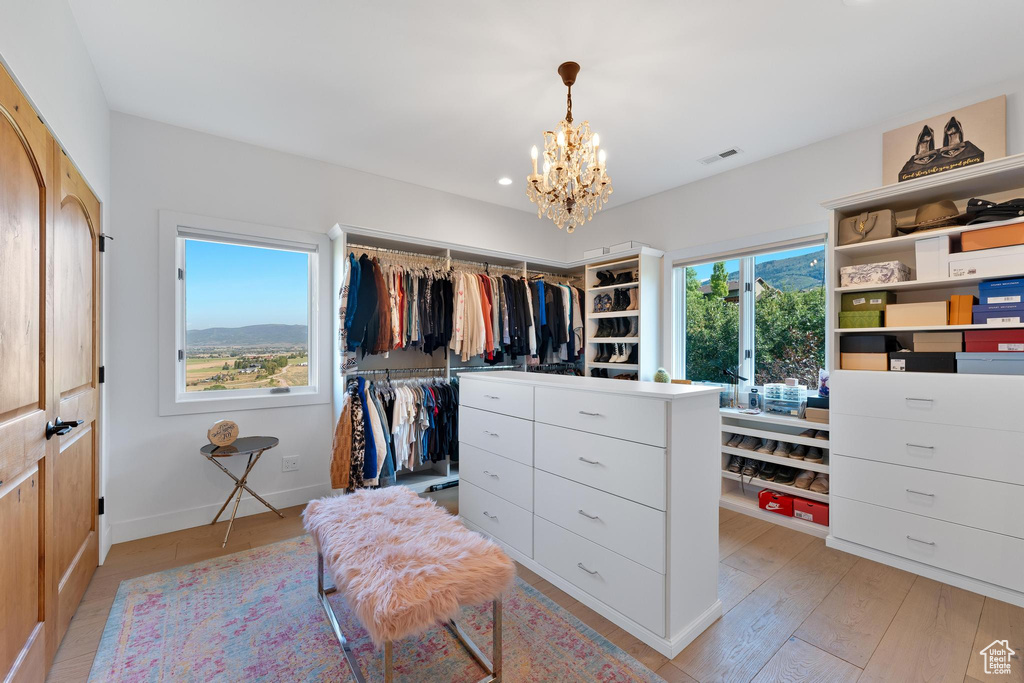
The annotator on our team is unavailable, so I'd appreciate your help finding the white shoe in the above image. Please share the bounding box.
[609,343,623,363]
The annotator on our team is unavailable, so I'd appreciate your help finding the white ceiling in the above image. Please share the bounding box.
[70,0,1024,212]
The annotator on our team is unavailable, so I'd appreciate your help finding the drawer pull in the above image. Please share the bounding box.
[483,430,500,438]
[906,443,934,450]
[576,562,599,575]
[483,394,500,400]
[482,511,498,521]
[577,509,600,520]
[578,410,602,417]
[905,397,934,404]
[578,456,601,465]
[905,488,934,497]
[482,470,500,479]
[906,535,935,546]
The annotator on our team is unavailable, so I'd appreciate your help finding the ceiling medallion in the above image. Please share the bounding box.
[526,61,612,233]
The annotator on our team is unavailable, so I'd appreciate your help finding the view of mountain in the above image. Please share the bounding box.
[186,324,308,347]
[724,247,825,292]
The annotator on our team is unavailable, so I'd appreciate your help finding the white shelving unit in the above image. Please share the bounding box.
[719,409,830,538]
[584,247,664,380]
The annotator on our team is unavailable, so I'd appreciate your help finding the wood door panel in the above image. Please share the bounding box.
[0,468,42,677]
[54,431,94,579]
[55,193,94,396]
[0,410,46,491]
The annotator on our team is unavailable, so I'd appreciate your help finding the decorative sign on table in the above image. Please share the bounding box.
[207,420,239,448]
[882,95,1005,184]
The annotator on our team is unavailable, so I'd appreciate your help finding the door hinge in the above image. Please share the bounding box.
[178,349,184,362]
[99,233,113,252]
[98,497,105,515]
[98,365,105,383]
[177,267,184,281]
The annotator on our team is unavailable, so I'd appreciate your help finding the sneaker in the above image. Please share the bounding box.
[798,429,816,438]
[794,470,815,489]
[809,473,829,493]
[737,435,761,450]
[725,433,743,448]
[741,458,759,477]
[772,441,792,457]
[814,430,829,440]
[726,455,743,473]
[788,444,807,460]
[804,447,824,464]
[775,466,797,485]
[756,439,778,454]
[758,462,778,481]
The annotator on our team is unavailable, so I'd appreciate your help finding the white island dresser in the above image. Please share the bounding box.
[457,371,722,657]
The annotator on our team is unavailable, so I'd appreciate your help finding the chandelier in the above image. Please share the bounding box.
[526,61,612,233]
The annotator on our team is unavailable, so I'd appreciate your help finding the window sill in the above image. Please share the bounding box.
[159,387,329,416]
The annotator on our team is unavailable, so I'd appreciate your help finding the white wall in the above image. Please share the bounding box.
[570,75,1024,260]
[107,113,564,542]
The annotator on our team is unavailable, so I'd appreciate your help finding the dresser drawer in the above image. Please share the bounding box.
[832,370,1024,432]
[459,481,532,557]
[534,422,666,510]
[832,496,1024,593]
[460,378,534,420]
[832,413,1024,486]
[534,386,666,447]
[534,517,666,635]
[832,455,1024,539]
[534,471,665,573]
[459,444,533,511]
[460,406,534,466]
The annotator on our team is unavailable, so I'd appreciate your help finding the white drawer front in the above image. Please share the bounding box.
[459,481,532,557]
[832,455,1024,539]
[832,496,1024,593]
[534,471,665,573]
[460,406,534,466]
[459,443,534,511]
[832,413,1024,486]
[534,422,666,510]
[534,386,666,447]
[832,370,1024,432]
[460,379,534,420]
[534,517,666,635]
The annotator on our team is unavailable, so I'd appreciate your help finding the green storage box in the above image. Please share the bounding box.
[839,310,884,329]
[841,290,895,312]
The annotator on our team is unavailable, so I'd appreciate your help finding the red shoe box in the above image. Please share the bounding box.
[965,329,1024,352]
[794,498,829,526]
[758,490,794,517]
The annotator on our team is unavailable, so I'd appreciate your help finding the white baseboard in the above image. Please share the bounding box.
[109,482,332,544]
[99,518,113,564]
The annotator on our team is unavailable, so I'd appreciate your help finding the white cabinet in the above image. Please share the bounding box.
[458,371,721,657]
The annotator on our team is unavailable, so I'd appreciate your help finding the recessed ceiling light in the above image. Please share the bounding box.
[497,177,513,186]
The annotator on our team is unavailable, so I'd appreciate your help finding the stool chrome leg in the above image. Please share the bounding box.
[317,552,367,683]
[444,597,503,683]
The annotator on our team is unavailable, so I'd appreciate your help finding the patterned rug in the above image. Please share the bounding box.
[90,535,663,682]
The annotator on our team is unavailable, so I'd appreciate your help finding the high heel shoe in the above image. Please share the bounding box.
[915,125,934,157]
[943,116,963,147]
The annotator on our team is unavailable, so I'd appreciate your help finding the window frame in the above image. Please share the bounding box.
[158,211,331,416]
[669,230,830,394]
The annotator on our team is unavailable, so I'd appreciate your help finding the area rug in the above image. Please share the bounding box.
[89,535,663,682]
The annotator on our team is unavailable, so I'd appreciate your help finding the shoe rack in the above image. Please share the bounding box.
[584,247,663,380]
[719,409,830,538]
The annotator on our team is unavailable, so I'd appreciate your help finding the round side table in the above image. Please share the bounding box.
[201,436,283,547]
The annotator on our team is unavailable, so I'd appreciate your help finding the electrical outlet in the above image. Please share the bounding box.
[281,455,300,472]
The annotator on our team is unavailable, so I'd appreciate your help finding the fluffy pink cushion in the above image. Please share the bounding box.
[303,487,515,646]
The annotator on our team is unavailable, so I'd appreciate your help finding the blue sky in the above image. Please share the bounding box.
[185,240,309,330]
[687,245,823,282]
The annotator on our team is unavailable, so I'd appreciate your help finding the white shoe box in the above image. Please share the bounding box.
[914,235,950,281]
[948,243,1024,279]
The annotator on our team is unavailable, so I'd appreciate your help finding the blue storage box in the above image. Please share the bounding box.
[979,278,1024,305]
[956,352,1024,375]
[979,277,1024,292]
[973,303,1024,324]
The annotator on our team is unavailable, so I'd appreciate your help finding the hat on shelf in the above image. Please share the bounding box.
[896,200,965,234]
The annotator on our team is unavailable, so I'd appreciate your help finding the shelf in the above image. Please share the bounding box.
[834,215,1024,258]
[588,362,639,370]
[587,282,639,292]
[586,256,639,270]
[720,407,828,430]
[837,322,1024,333]
[720,492,829,538]
[721,470,829,503]
[396,469,459,494]
[721,445,829,474]
[723,424,830,450]
[835,273,1022,294]
[590,310,640,319]
[589,337,638,344]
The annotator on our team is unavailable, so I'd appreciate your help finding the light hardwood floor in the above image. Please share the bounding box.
[48,495,1023,682]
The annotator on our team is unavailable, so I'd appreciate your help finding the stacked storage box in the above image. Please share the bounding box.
[839,334,900,371]
[839,291,893,328]
[958,277,1024,375]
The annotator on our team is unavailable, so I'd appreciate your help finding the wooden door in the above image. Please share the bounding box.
[0,66,55,681]
[51,149,101,642]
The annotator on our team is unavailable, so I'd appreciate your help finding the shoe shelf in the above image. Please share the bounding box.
[837,322,1024,333]
[721,445,829,474]
[722,424,830,450]
[720,470,830,504]
[720,407,828,431]
[589,337,637,344]
[589,281,640,292]
[720,491,829,539]
[590,310,640,319]
[589,362,639,371]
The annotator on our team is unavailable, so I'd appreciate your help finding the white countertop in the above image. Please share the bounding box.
[458,370,721,399]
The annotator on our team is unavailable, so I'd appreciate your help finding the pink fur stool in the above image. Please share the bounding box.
[304,487,515,682]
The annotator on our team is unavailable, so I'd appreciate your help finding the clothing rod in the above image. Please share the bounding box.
[450,364,521,372]
[348,243,446,261]
[343,367,446,376]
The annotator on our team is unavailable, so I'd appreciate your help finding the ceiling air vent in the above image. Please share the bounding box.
[698,147,744,166]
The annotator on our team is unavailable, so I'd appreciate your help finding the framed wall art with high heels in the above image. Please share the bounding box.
[882,94,1005,184]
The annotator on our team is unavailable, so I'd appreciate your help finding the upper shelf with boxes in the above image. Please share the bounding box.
[826,151,1024,378]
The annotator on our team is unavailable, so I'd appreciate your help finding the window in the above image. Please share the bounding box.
[159,211,330,416]
[676,240,826,391]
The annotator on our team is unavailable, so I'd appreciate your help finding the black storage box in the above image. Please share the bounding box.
[839,334,901,354]
[888,351,957,373]
[807,396,829,409]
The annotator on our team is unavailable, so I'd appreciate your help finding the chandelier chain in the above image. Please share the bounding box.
[566,85,573,124]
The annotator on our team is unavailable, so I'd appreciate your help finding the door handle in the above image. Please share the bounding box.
[45,417,82,440]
